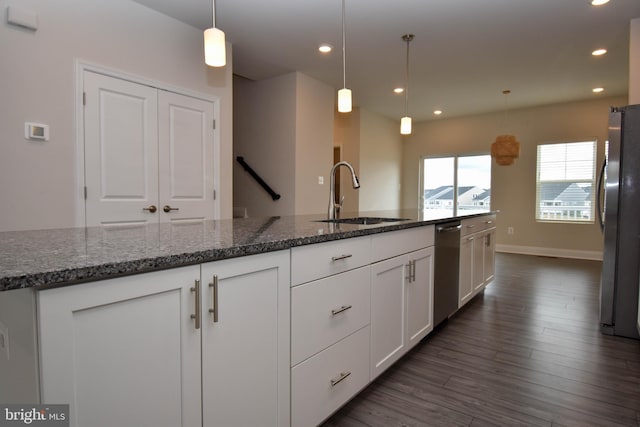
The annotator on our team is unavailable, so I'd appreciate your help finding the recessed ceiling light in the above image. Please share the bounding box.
[318,44,333,54]
[592,87,604,93]
[393,87,404,94]
[433,110,443,115]
[592,48,607,56]
[591,0,610,5]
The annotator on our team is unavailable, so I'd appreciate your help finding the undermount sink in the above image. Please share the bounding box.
[316,216,409,225]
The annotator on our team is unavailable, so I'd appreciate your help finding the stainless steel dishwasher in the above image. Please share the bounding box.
[433,221,461,327]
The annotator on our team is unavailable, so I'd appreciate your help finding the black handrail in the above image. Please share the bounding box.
[236,156,281,201]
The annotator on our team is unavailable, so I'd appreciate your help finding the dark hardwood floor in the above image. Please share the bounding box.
[323,253,640,427]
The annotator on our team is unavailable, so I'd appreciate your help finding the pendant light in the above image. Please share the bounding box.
[337,0,352,113]
[400,34,414,135]
[490,90,520,165]
[204,0,226,67]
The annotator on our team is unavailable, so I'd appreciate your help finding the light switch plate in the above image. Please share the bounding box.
[0,320,9,361]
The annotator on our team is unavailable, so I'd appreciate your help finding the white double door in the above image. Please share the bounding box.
[83,71,216,227]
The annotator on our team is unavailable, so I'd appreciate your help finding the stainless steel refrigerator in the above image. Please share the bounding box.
[598,104,640,339]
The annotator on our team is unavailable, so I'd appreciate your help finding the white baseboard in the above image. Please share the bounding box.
[495,244,603,261]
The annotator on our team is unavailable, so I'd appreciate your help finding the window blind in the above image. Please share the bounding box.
[536,141,596,223]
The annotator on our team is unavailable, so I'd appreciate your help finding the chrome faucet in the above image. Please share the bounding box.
[328,161,360,220]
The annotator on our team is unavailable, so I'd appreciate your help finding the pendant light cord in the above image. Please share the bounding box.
[502,89,511,132]
[213,0,219,28]
[403,34,414,116]
[342,0,346,89]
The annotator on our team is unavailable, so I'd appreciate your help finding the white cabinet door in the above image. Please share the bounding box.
[370,254,407,379]
[472,232,485,293]
[483,228,496,284]
[38,266,202,427]
[201,251,290,427]
[459,233,474,307]
[407,247,434,347]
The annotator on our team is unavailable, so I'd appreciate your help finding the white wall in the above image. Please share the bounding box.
[359,109,402,211]
[233,74,296,217]
[0,0,233,231]
[334,108,361,213]
[233,72,333,217]
[294,73,334,215]
[630,18,640,104]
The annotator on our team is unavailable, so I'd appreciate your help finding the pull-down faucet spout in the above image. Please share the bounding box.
[328,161,360,220]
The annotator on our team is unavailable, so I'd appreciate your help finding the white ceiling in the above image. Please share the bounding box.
[132,0,640,121]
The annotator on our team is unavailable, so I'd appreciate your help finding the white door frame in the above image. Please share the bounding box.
[74,60,222,227]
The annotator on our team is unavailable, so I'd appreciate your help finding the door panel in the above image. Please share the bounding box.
[370,255,406,379]
[38,266,202,427]
[407,247,434,346]
[158,91,215,223]
[84,71,159,227]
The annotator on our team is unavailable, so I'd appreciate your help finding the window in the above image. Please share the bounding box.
[536,140,596,223]
[421,154,491,217]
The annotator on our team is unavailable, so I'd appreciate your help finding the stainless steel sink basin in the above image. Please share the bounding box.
[316,216,409,225]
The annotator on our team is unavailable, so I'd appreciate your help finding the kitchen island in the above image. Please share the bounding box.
[0,210,496,427]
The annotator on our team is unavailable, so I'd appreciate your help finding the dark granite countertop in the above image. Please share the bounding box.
[0,210,496,292]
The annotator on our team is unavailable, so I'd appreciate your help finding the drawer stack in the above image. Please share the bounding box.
[290,236,372,427]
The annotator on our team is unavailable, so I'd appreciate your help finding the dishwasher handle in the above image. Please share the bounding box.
[436,224,461,233]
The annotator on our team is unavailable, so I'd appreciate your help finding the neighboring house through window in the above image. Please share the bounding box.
[421,154,491,217]
[536,140,596,223]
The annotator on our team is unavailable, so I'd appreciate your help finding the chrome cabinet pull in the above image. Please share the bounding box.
[209,275,219,323]
[331,304,352,316]
[190,279,201,330]
[163,205,179,213]
[331,254,353,262]
[142,205,157,213]
[330,371,352,387]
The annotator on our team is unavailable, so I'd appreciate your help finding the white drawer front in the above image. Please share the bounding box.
[291,266,370,366]
[371,225,434,263]
[291,326,370,427]
[461,214,496,237]
[291,236,371,286]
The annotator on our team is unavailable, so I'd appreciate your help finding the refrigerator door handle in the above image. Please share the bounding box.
[596,158,606,233]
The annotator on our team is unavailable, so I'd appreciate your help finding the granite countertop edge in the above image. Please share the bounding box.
[0,211,497,292]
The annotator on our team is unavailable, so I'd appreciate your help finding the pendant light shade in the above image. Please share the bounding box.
[400,116,412,135]
[204,0,226,67]
[338,88,352,113]
[338,0,352,113]
[491,90,520,165]
[400,34,414,135]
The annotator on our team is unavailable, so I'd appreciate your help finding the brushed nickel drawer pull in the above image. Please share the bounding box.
[331,304,353,316]
[209,275,219,323]
[330,371,352,387]
[331,254,353,262]
[190,279,201,330]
